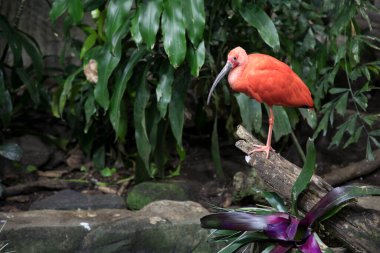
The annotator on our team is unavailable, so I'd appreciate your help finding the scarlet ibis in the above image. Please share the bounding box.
[207,47,313,159]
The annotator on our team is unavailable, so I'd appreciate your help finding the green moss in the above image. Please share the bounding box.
[126,182,189,210]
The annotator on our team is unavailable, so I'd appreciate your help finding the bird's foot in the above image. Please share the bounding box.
[248,145,275,159]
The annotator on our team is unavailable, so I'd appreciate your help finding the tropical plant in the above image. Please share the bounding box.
[48,0,380,182]
[49,0,205,181]
[0,13,45,128]
[200,140,380,252]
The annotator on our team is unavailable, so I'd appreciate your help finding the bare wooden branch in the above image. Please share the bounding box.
[2,179,83,197]
[322,149,380,186]
[235,125,380,253]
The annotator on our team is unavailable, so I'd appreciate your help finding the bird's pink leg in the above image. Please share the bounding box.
[249,107,275,159]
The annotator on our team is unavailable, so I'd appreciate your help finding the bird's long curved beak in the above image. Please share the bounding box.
[207,62,232,105]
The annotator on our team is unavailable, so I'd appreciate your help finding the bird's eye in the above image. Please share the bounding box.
[233,57,237,61]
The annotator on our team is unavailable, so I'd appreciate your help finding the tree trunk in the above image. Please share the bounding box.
[235,125,380,253]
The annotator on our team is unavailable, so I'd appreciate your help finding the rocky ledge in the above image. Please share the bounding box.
[0,200,220,253]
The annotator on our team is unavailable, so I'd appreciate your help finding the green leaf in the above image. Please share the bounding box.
[94,43,122,109]
[217,232,267,253]
[354,93,368,110]
[100,167,117,177]
[302,28,316,52]
[80,32,97,59]
[329,88,349,94]
[334,45,346,64]
[231,0,242,10]
[84,0,104,11]
[16,32,44,80]
[168,70,190,147]
[240,3,280,51]
[330,125,346,148]
[147,107,161,155]
[131,9,143,46]
[299,108,317,129]
[156,60,174,118]
[211,116,225,181]
[343,126,363,149]
[84,91,96,133]
[110,48,147,140]
[105,0,133,50]
[335,92,348,116]
[187,40,205,77]
[370,136,380,149]
[0,70,12,126]
[152,121,169,174]
[0,143,22,161]
[50,0,68,23]
[162,0,187,68]
[272,106,292,141]
[345,114,357,135]
[138,0,163,50]
[235,93,262,133]
[67,0,84,24]
[367,138,374,161]
[182,0,205,47]
[291,139,316,215]
[261,245,276,253]
[15,68,40,105]
[254,189,287,212]
[350,38,360,64]
[313,110,330,138]
[59,68,82,116]
[134,66,152,176]
[363,114,378,127]
[0,16,22,65]
[93,145,105,170]
[369,129,380,136]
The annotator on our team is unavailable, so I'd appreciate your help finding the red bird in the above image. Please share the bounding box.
[207,47,313,159]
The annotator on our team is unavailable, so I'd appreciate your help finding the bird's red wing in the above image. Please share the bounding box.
[243,62,313,108]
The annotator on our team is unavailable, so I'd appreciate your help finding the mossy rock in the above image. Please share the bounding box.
[126,182,190,210]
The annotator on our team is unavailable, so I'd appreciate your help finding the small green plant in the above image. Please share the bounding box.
[200,140,380,252]
[100,167,117,177]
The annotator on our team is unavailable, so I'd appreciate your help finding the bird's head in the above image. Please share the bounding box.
[227,46,247,68]
[207,47,247,104]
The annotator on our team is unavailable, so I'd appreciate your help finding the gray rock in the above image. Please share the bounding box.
[232,170,267,203]
[126,181,191,210]
[29,189,126,210]
[17,135,52,167]
[0,200,220,253]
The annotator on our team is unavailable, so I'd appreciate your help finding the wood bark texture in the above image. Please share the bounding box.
[235,125,380,253]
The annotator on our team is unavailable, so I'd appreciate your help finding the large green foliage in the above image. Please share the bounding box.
[46,0,380,181]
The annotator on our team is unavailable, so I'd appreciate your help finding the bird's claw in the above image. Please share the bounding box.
[248,145,274,159]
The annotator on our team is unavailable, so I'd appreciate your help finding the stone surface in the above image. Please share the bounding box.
[0,200,220,253]
[29,189,126,210]
[232,170,266,203]
[126,181,191,210]
[16,135,52,167]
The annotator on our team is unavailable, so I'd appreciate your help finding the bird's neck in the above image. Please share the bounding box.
[228,64,246,92]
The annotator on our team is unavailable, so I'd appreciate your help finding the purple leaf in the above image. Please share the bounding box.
[286,216,301,240]
[297,235,322,253]
[300,186,380,227]
[265,221,289,240]
[270,243,293,253]
[201,212,289,232]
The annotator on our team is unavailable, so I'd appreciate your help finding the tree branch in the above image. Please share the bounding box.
[235,125,380,253]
